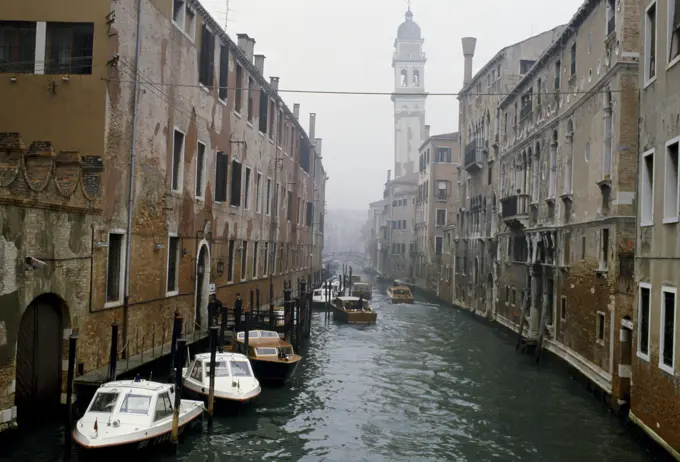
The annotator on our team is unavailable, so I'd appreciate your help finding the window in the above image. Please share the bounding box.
[227,239,235,282]
[670,0,680,64]
[519,60,535,75]
[560,296,567,321]
[154,392,173,422]
[0,21,37,73]
[244,167,251,210]
[89,392,119,413]
[306,202,313,227]
[255,173,262,213]
[167,235,180,294]
[512,288,516,305]
[252,242,258,279]
[234,64,243,113]
[230,159,242,207]
[215,151,228,202]
[664,137,679,222]
[247,77,255,122]
[259,89,269,133]
[287,189,293,222]
[172,129,185,192]
[600,228,609,270]
[297,197,301,225]
[120,394,151,415]
[435,236,443,255]
[195,142,206,198]
[638,283,652,360]
[606,0,616,35]
[570,43,576,76]
[277,111,284,147]
[266,178,272,214]
[218,44,228,101]
[106,233,124,304]
[588,32,592,54]
[241,241,248,280]
[436,209,446,226]
[263,242,269,275]
[645,1,657,84]
[45,22,94,75]
[562,231,571,266]
[554,60,561,90]
[660,287,677,373]
[597,312,605,342]
[435,148,452,163]
[641,149,655,225]
[582,236,587,260]
[198,25,214,87]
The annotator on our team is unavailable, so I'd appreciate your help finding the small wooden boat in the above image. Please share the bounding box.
[332,296,377,324]
[229,330,301,385]
[352,282,372,300]
[182,352,261,407]
[387,284,414,304]
[73,377,204,452]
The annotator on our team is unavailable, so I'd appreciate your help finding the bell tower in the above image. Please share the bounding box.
[392,6,427,178]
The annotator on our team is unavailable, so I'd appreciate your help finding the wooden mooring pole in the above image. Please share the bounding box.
[169,312,183,379]
[108,322,119,382]
[171,337,187,449]
[64,331,79,451]
[207,325,218,426]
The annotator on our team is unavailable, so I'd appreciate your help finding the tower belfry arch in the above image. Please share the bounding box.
[391,6,427,178]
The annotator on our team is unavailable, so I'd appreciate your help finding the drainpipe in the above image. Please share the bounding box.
[122,0,143,354]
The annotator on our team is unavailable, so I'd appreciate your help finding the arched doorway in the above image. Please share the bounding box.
[195,242,210,329]
[15,294,65,424]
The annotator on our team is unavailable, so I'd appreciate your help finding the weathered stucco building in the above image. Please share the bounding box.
[496,0,639,409]
[632,0,680,456]
[0,0,325,430]
[381,171,417,280]
[414,129,459,293]
[454,28,564,316]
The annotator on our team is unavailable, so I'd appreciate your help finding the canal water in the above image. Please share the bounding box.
[1,281,668,461]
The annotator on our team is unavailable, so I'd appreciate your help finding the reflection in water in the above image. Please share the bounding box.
[1,287,665,461]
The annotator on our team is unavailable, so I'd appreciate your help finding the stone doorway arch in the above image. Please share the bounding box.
[194,241,211,330]
[15,293,67,425]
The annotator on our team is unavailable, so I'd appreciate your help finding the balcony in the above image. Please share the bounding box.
[464,140,483,172]
[500,194,530,227]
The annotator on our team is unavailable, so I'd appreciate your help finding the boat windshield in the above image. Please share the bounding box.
[229,360,252,377]
[89,392,119,413]
[256,347,278,356]
[279,346,294,356]
[205,360,230,377]
[119,394,152,415]
[313,290,322,296]
[260,331,279,338]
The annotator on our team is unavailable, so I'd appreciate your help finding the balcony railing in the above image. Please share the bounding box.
[393,52,427,61]
[501,194,530,220]
[464,140,483,172]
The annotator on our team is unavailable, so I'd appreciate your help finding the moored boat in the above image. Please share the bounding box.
[72,377,204,453]
[182,352,261,408]
[386,284,414,304]
[229,330,302,385]
[352,282,372,300]
[312,286,336,309]
[332,296,377,324]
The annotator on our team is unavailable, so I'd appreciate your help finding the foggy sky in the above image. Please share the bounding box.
[203,0,584,211]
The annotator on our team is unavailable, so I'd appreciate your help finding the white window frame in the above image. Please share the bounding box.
[166,233,180,297]
[255,171,262,213]
[172,0,196,41]
[638,282,652,362]
[660,286,677,375]
[244,167,252,210]
[641,148,655,226]
[266,177,272,216]
[195,141,206,200]
[664,136,680,223]
[171,127,185,193]
[644,0,658,88]
[241,240,248,281]
[435,208,447,227]
[668,0,680,69]
[104,229,126,308]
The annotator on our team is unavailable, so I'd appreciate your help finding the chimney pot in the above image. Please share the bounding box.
[424,124,431,140]
[237,33,249,53]
[387,170,392,182]
[254,54,265,75]
[461,37,477,86]
[293,104,300,119]
[269,77,280,91]
[314,138,322,156]
[309,113,316,140]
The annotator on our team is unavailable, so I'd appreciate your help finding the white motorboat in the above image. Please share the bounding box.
[73,377,204,452]
[182,352,261,406]
[312,287,335,308]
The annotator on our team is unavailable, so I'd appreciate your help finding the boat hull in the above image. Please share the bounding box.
[332,307,377,324]
[182,381,261,410]
[251,358,300,385]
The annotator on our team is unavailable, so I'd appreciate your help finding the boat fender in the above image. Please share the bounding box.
[202,388,205,393]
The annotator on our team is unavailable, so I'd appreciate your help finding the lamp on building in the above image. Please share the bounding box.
[95,241,109,248]
[216,260,225,275]
[154,243,165,250]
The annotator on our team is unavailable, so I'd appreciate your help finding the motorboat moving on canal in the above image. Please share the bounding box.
[386,284,414,304]
[182,352,261,407]
[352,282,372,300]
[73,377,204,452]
[230,330,302,385]
[332,296,377,324]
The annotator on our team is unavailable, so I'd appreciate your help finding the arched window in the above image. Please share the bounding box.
[400,69,408,87]
[412,69,420,86]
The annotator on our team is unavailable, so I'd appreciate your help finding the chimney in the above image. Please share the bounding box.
[309,113,316,140]
[293,103,300,119]
[254,54,265,75]
[424,124,431,140]
[269,77,279,91]
[461,37,477,86]
[387,169,392,182]
[314,138,323,156]
[246,38,256,62]
[237,33,249,54]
